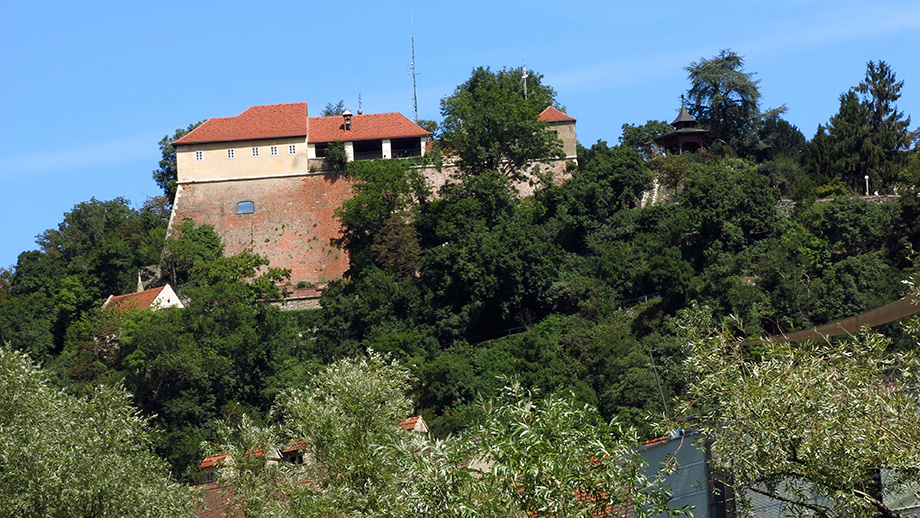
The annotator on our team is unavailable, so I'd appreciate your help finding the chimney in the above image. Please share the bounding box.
[342,110,352,130]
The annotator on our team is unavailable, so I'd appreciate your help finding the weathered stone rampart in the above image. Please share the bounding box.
[171,159,573,286]
[172,173,354,285]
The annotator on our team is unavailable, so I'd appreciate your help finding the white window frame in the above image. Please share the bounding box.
[270,145,278,156]
[251,147,259,157]
[288,144,296,155]
[227,149,235,159]
[195,150,203,161]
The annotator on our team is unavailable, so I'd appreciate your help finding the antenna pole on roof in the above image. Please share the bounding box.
[408,17,420,122]
[358,94,363,113]
[521,54,529,100]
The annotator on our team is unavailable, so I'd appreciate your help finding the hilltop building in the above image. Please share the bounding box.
[653,102,716,155]
[169,102,575,286]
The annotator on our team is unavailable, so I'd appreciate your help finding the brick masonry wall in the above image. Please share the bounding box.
[171,158,574,287]
[172,174,354,285]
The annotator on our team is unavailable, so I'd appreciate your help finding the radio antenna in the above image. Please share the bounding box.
[408,18,420,121]
[522,54,529,100]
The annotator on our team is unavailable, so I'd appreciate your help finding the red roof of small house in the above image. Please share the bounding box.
[398,416,420,430]
[308,112,430,143]
[281,438,309,453]
[200,453,228,470]
[174,103,308,145]
[101,286,165,312]
[398,416,429,432]
[538,106,576,122]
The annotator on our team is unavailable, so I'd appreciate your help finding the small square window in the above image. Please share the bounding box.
[251,147,259,157]
[195,150,203,161]
[288,145,296,155]
[237,201,254,214]
[270,146,278,156]
[227,149,235,159]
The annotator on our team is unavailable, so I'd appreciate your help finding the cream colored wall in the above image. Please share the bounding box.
[151,284,184,310]
[176,136,309,183]
[550,121,577,158]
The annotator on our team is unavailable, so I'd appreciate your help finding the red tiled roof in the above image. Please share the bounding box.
[538,106,576,122]
[102,286,165,312]
[174,103,308,145]
[308,112,430,143]
[281,438,309,453]
[200,453,228,470]
[398,416,421,431]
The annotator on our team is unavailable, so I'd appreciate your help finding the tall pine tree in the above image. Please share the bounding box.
[817,60,911,190]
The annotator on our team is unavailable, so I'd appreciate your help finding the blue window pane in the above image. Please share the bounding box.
[237,201,254,214]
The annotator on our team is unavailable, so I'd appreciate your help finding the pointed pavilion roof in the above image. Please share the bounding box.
[671,104,697,127]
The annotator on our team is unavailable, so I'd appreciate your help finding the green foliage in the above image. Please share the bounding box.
[0,198,167,359]
[419,382,679,517]
[335,158,429,276]
[754,112,806,163]
[439,66,563,179]
[810,61,912,190]
[618,120,673,159]
[320,99,347,117]
[561,141,651,249]
[153,121,203,204]
[677,323,920,518]
[0,344,195,517]
[161,219,224,288]
[322,140,348,171]
[215,353,679,517]
[685,49,783,157]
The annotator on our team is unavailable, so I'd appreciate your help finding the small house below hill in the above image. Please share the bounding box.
[101,284,183,313]
[398,415,429,433]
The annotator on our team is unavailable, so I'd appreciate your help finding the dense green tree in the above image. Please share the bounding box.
[618,120,674,159]
[676,315,920,518]
[563,141,651,246]
[0,344,195,517]
[160,219,224,288]
[825,90,873,190]
[754,112,806,163]
[153,121,204,204]
[439,66,563,179]
[320,99,347,116]
[419,186,566,338]
[685,49,782,156]
[322,140,348,171]
[0,198,167,359]
[812,61,912,190]
[214,352,677,517]
[855,60,912,184]
[334,158,429,277]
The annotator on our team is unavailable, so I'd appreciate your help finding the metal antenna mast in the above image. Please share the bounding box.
[522,54,529,100]
[408,18,420,121]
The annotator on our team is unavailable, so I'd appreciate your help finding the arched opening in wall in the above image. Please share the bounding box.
[237,201,255,214]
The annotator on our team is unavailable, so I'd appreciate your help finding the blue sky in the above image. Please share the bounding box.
[2,0,918,268]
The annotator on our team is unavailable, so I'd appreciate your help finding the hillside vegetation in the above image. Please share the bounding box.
[1,54,919,516]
